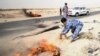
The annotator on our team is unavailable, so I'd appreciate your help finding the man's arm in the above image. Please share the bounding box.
[59,24,71,39]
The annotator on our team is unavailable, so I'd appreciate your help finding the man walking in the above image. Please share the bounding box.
[60,3,68,19]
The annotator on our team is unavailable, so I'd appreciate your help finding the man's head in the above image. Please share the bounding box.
[61,17,67,25]
[65,3,67,5]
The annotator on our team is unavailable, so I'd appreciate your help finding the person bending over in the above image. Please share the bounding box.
[60,17,83,42]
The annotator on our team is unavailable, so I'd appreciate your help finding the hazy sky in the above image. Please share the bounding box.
[0,0,100,8]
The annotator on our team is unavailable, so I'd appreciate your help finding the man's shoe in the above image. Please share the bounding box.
[70,40,75,43]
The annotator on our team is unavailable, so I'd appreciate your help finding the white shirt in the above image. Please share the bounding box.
[62,5,68,13]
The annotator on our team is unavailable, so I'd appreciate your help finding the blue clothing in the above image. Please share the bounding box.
[62,19,83,40]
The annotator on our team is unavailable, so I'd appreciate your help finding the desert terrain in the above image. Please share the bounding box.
[0,8,100,56]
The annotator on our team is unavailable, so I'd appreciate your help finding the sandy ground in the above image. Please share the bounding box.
[0,8,100,56]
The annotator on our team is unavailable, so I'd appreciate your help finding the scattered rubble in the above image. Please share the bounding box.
[83,40,100,56]
[78,32,94,39]
[93,20,98,23]
[88,48,100,56]
[96,32,100,41]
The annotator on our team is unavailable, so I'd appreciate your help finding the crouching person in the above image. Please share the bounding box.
[60,17,83,42]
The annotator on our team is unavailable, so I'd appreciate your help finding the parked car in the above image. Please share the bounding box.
[68,7,89,16]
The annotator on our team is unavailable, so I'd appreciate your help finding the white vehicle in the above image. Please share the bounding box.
[68,7,89,16]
